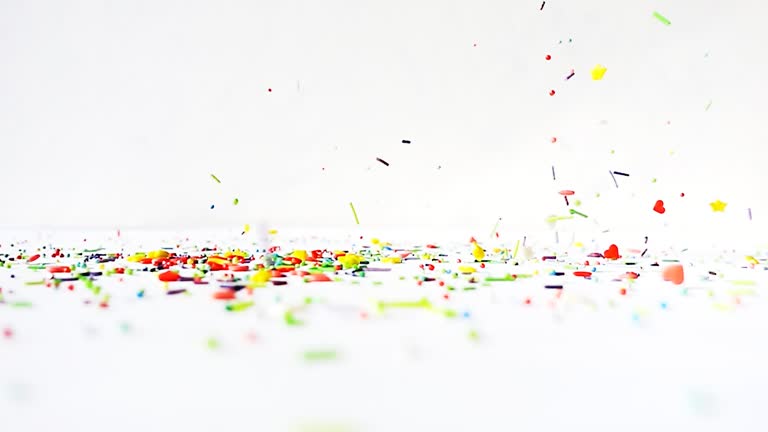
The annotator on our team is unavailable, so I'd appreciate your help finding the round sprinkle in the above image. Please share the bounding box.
[545,54,552,60]
[549,90,556,96]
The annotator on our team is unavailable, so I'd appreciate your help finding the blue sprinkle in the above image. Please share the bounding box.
[137,290,145,298]
[462,311,471,318]
[660,302,668,309]
[210,204,215,209]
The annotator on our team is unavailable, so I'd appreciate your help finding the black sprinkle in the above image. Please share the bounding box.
[613,171,629,177]
[709,271,717,275]
[540,1,545,10]
[167,289,187,295]
[641,249,647,257]
[402,140,411,144]
[545,285,563,289]
[376,157,390,166]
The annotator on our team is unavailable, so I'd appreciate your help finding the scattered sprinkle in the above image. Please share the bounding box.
[653,11,671,26]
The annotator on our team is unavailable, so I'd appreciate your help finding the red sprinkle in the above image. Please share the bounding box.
[48,266,71,273]
[545,54,552,60]
[228,265,250,272]
[549,90,556,96]
[28,254,40,263]
[573,271,592,278]
[213,290,236,300]
[158,271,180,282]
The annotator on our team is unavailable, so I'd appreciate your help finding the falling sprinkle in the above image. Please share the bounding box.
[206,337,220,350]
[402,140,411,144]
[709,200,727,212]
[591,64,607,80]
[489,218,502,239]
[569,209,588,218]
[303,349,338,362]
[210,174,221,184]
[609,171,618,188]
[540,1,545,10]
[565,70,575,80]
[376,157,390,167]
[210,204,215,209]
[552,166,556,180]
[705,100,713,111]
[349,202,360,225]
[748,208,752,221]
[233,198,239,206]
[653,11,671,26]
[613,171,629,177]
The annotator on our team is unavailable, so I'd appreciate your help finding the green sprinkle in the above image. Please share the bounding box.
[349,202,360,225]
[206,337,220,350]
[10,301,33,308]
[210,173,221,183]
[225,300,254,312]
[24,280,45,286]
[284,310,304,326]
[378,297,432,309]
[27,265,46,270]
[569,209,588,218]
[653,11,671,25]
[303,350,338,362]
[233,197,239,205]
[468,330,480,341]
[440,309,458,318]
[485,276,516,282]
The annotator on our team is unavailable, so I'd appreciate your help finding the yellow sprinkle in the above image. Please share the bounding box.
[713,303,733,311]
[574,242,584,248]
[591,64,607,80]
[291,250,308,262]
[243,224,250,233]
[127,253,146,263]
[381,256,402,264]
[268,229,278,235]
[731,280,756,286]
[458,265,476,274]
[371,238,380,245]
[472,243,485,261]
[147,250,170,259]
[745,256,759,265]
[249,269,271,286]
[339,254,364,268]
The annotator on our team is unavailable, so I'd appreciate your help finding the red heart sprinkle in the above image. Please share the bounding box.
[603,244,620,260]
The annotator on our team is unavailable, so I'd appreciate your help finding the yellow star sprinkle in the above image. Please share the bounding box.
[709,200,727,212]
[591,64,607,80]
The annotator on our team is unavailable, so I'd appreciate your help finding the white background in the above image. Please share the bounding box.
[1,0,767,243]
